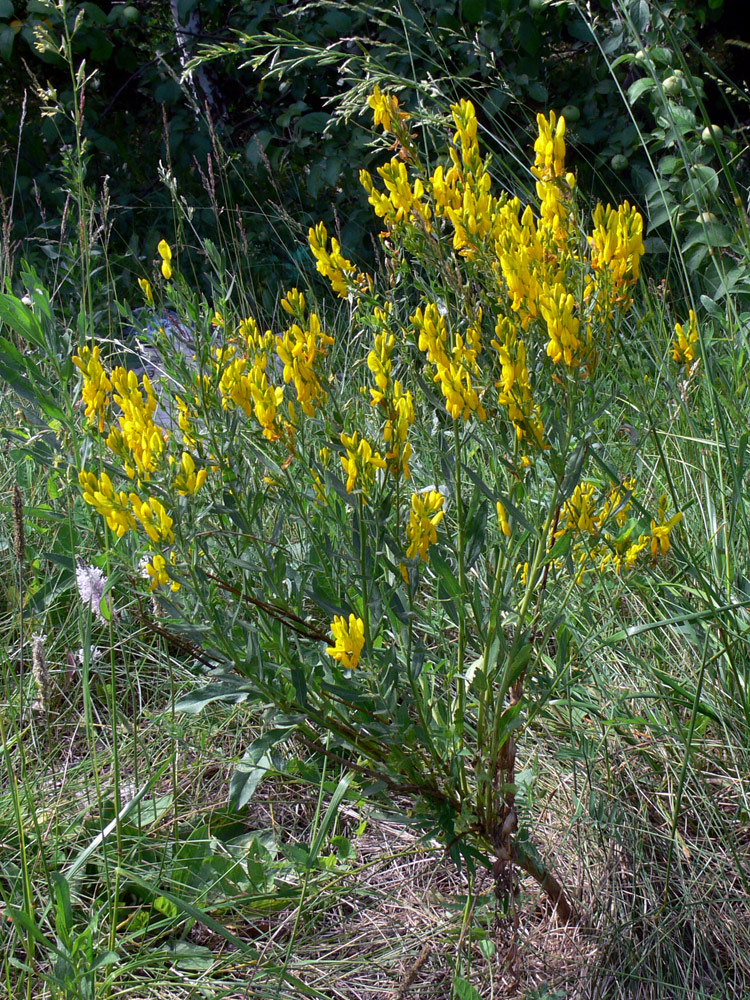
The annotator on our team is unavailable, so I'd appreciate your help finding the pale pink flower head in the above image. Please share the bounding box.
[75,560,111,622]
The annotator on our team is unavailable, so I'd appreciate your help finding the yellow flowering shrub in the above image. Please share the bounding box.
[69,91,690,915]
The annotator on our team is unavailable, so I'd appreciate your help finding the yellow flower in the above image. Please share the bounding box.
[532,111,567,182]
[588,201,645,300]
[650,495,682,558]
[383,381,414,480]
[78,469,137,538]
[276,305,334,417]
[406,490,445,561]
[157,239,173,280]
[143,551,180,592]
[130,493,175,545]
[340,431,386,494]
[138,278,154,304]
[491,315,544,445]
[108,366,168,478]
[672,310,699,375]
[327,614,366,670]
[174,451,207,495]
[73,344,112,433]
[497,500,511,538]
[367,84,409,133]
[308,224,368,298]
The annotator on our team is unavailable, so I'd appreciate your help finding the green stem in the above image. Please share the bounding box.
[451,418,469,799]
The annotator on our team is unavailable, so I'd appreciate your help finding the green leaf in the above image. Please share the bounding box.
[0,293,46,349]
[298,111,330,133]
[176,678,256,714]
[495,699,525,749]
[0,23,14,60]
[690,163,719,196]
[0,0,14,18]
[544,531,571,564]
[163,941,214,972]
[461,0,485,24]
[152,895,180,920]
[309,773,353,864]
[628,77,656,103]
[463,499,487,572]
[453,975,482,1000]
[230,748,273,811]
[177,0,200,22]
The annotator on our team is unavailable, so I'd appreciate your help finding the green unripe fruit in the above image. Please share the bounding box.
[701,124,722,143]
[561,104,580,123]
[610,154,629,173]
[122,5,140,23]
[528,0,546,11]
[662,75,682,97]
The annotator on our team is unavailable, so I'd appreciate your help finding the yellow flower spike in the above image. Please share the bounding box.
[532,111,567,182]
[672,310,699,375]
[368,331,395,404]
[588,201,645,304]
[339,431,387,495]
[107,366,168,479]
[406,490,445,561]
[280,287,306,319]
[383,381,414,480]
[540,282,582,367]
[367,84,409,133]
[157,239,173,280]
[73,344,112,433]
[327,614,366,671]
[308,222,368,298]
[276,307,334,418]
[130,494,174,545]
[138,278,154,305]
[78,469,137,538]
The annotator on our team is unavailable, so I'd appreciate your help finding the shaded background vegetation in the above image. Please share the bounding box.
[1,0,747,308]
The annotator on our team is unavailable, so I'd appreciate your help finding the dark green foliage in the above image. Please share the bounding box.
[0,0,745,305]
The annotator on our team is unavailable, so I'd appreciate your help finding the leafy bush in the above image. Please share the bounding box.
[40,91,702,918]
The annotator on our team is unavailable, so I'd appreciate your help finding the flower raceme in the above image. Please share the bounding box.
[552,479,682,582]
[411,303,486,423]
[327,614,366,670]
[142,551,181,592]
[672,310,699,375]
[78,470,174,545]
[532,109,568,183]
[276,289,335,417]
[340,431,387,495]
[72,345,111,433]
[308,223,369,298]
[108,366,168,479]
[367,84,410,134]
[406,490,445,561]
[650,495,683,558]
